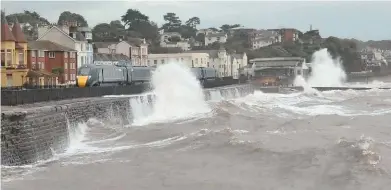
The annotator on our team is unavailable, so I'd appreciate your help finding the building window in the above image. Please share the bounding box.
[64,62,68,70]
[64,52,68,58]
[154,60,157,65]
[161,59,165,64]
[6,50,12,67]
[32,62,36,69]
[49,52,55,58]
[1,50,5,66]
[18,52,24,65]
[31,51,36,57]
[38,50,45,57]
[65,74,68,81]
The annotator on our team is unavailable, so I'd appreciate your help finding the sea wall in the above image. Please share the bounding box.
[1,84,254,166]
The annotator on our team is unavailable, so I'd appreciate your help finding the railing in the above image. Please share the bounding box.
[1,84,77,91]
[2,64,28,69]
[1,79,246,106]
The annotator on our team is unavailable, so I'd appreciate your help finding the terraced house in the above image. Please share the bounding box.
[27,41,78,85]
[1,18,28,87]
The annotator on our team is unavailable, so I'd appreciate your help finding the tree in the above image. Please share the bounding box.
[162,12,181,32]
[92,23,114,41]
[57,11,88,26]
[5,11,50,40]
[178,25,197,39]
[220,24,241,33]
[121,9,159,42]
[1,10,5,21]
[121,9,149,29]
[168,36,181,43]
[195,33,205,44]
[52,67,64,75]
[185,17,200,29]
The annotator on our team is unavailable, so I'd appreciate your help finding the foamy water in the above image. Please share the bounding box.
[306,48,347,87]
[3,54,391,189]
[131,62,211,126]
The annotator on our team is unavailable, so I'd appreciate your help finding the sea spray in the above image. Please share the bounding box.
[132,62,211,126]
[306,48,347,87]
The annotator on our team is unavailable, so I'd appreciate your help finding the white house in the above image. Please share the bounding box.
[147,53,209,68]
[196,28,217,36]
[38,23,93,68]
[187,47,246,79]
[231,53,248,79]
[159,31,191,51]
[205,32,228,46]
[251,30,281,49]
[93,38,149,66]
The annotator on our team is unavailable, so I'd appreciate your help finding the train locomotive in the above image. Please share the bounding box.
[76,62,221,88]
[76,63,154,87]
[190,67,218,84]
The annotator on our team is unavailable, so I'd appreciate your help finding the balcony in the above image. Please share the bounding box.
[4,64,28,69]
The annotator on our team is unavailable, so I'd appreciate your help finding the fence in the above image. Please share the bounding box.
[1,78,245,106]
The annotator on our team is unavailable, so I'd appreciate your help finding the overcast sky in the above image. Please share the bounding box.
[2,0,390,41]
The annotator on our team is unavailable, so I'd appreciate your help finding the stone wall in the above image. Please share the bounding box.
[1,84,254,166]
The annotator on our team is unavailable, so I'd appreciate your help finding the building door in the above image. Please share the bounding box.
[6,74,13,87]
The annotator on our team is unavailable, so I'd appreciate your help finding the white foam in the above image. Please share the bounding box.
[306,48,347,87]
[131,62,211,126]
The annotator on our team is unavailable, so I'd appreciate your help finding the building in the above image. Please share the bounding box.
[159,31,191,51]
[1,18,29,87]
[268,28,300,42]
[93,38,148,66]
[93,53,131,65]
[231,53,248,79]
[37,21,93,68]
[187,47,246,79]
[196,28,218,36]
[250,30,281,49]
[147,53,209,68]
[205,32,227,46]
[249,57,307,85]
[27,41,78,85]
[227,27,257,37]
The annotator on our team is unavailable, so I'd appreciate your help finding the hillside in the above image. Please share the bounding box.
[348,39,391,50]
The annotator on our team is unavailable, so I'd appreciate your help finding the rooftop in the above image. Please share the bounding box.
[250,57,305,62]
[206,32,226,38]
[93,53,131,62]
[28,40,76,51]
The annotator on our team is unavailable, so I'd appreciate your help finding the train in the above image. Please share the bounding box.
[76,63,220,87]
[190,67,218,84]
[76,63,154,87]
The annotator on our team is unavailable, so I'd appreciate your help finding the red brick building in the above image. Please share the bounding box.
[27,41,78,84]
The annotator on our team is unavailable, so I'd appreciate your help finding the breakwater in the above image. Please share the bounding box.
[0,84,254,166]
[1,78,243,106]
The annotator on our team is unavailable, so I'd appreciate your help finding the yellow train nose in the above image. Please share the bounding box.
[77,76,88,87]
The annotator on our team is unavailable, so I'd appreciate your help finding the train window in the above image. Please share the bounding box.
[79,68,90,75]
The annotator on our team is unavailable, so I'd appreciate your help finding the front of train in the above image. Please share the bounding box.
[76,66,92,87]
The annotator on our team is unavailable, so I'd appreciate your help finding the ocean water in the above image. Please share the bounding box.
[2,60,391,190]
